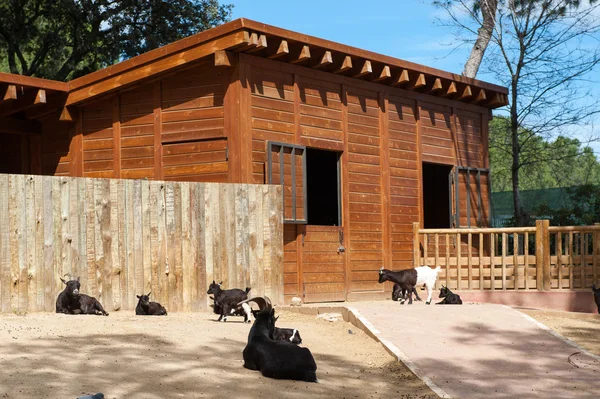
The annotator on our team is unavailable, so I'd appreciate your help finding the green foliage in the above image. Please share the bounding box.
[489,116,600,192]
[529,185,600,226]
[0,0,233,81]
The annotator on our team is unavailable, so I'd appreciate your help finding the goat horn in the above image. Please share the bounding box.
[63,273,72,280]
[238,296,272,311]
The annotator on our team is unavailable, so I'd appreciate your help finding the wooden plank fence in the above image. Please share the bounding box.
[0,173,283,314]
[413,221,600,291]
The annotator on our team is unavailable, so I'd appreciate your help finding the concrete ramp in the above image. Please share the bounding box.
[348,302,600,398]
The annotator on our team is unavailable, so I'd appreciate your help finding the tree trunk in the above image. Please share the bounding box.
[463,0,498,78]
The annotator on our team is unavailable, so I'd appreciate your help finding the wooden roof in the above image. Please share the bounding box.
[0,18,508,130]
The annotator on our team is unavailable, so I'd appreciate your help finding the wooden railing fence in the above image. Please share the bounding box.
[0,174,283,314]
[413,221,600,291]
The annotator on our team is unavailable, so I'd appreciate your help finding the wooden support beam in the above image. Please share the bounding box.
[459,85,473,100]
[430,78,443,92]
[312,51,333,69]
[267,40,289,59]
[0,117,41,135]
[290,45,311,64]
[472,88,487,103]
[412,73,427,89]
[333,56,353,74]
[59,106,74,122]
[444,81,458,97]
[234,32,258,52]
[215,50,236,67]
[23,93,67,120]
[486,92,506,107]
[371,65,391,82]
[2,85,17,101]
[391,69,410,86]
[353,60,372,78]
[0,89,47,117]
[245,34,268,53]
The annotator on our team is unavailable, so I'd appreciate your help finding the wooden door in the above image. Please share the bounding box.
[300,225,346,303]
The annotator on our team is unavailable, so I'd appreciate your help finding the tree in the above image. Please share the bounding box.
[435,0,600,226]
[0,0,233,81]
[435,0,499,78]
[489,116,600,192]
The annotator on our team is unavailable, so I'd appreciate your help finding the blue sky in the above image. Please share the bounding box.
[228,0,600,153]
[228,0,470,78]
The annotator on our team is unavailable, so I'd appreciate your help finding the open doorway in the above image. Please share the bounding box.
[306,148,340,226]
[422,162,453,228]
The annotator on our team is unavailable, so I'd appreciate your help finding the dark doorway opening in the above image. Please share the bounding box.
[422,162,453,228]
[306,148,340,226]
[0,133,26,174]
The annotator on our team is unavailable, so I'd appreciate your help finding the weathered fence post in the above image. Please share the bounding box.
[542,220,551,291]
[413,222,420,267]
[535,220,544,291]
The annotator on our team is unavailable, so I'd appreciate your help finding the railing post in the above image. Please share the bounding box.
[536,220,544,291]
[413,222,420,267]
[543,220,551,291]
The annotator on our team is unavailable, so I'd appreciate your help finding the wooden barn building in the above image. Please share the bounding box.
[0,18,507,303]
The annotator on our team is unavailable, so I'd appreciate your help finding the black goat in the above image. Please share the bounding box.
[239,296,317,382]
[209,295,248,318]
[135,292,167,316]
[592,284,600,314]
[55,275,108,316]
[272,316,302,345]
[392,283,422,302]
[436,285,462,305]
[206,281,252,322]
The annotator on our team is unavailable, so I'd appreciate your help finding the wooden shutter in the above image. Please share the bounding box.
[267,142,307,224]
[450,167,491,228]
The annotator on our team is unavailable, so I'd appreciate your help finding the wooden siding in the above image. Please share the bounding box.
[420,102,454,165]
[76,61,229,182]
[0,173,283,313]
[388,96,419,269]
[346,87,384,294]
[120,83,155,179]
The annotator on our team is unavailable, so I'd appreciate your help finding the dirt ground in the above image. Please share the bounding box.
[0,310,435,399]
[520,308,600,356]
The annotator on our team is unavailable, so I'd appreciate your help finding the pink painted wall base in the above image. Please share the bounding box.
[454,290,598,314]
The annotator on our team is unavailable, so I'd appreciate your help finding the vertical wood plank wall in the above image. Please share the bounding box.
[0,173,283,314]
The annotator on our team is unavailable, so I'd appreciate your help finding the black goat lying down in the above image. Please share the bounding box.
[273,316,302,345]
[392,283,422,302]
[436,286,462,305]
[56,275,108,316]
[136,292,167,315]
[592,284,600,314]
[239,296,317,382]
[207,281,252,322]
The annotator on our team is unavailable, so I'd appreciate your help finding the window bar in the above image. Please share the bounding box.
[291,147,296,221]
[466,168,471,228]
[448,170,453,227]
[455,167,460,228]
[267,143,273,184]
[476,170,482,227]
[337,153,342,226]
[279,145,285,220]
[302,148,308,223]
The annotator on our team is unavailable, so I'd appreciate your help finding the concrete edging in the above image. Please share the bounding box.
[282,305,451,398]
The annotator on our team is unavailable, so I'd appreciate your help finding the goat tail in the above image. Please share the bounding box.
[434,266,441,273]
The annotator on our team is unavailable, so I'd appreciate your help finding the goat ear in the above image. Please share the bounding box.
[77,276,80,282]
[60,278,67,285]
[147,291,152,297]
[136,295,141,299]
[219,281,223,285]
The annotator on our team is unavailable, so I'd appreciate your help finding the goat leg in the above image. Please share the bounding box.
[407,285,414,305]
[412,287,422,301]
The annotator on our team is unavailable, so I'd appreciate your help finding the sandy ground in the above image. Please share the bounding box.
[520,308,600,356]
[0,310,435,399]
